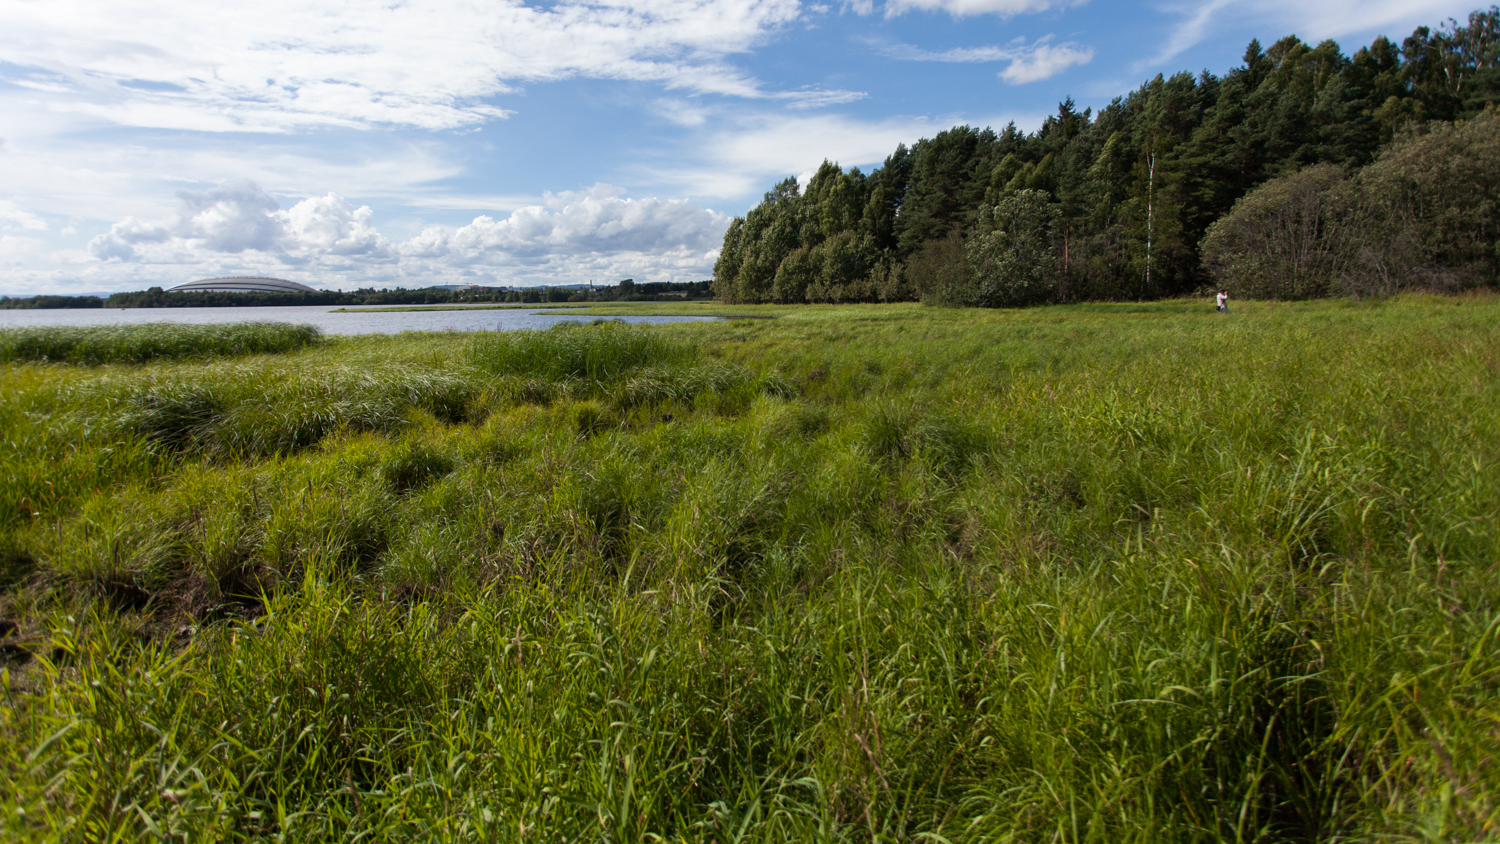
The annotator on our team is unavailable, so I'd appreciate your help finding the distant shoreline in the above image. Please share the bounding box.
[334,301,777,318]
[330,303,595,313]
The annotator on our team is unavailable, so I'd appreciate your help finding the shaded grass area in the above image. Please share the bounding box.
[0,322,323,365]
[1,300,1497,841]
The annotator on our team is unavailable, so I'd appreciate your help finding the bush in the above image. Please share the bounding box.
[1204,113,1500,299]
[1201,164,1359,299]
[909,234,974,307]
[1349,109,1500,293]
[966,190,1061,307]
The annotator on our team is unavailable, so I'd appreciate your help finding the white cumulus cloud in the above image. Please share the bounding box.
[80,180,728,288]
[282,194,392,258]
[409,183,728,262]
[175,182,284,253]
[88,180,395,265]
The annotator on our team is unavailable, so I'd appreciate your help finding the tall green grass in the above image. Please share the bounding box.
[1,297,1496,841]
[469,319,695,381]
[0,322,322,365]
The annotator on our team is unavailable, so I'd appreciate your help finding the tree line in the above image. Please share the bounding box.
[713,7,1500,305]
[4,280,713,310]
[0,295,104,310]
[501,279,715,304]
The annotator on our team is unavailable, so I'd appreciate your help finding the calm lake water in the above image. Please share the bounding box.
[0,305,717,335]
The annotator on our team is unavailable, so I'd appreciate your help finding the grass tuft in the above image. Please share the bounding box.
[469,320,694,383]
[379,440,456,494]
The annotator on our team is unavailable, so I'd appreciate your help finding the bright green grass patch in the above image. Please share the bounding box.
[0,297,1497,842]
[0,321,323,365]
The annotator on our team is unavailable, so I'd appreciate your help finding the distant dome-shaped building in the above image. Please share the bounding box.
[167,276,318,294]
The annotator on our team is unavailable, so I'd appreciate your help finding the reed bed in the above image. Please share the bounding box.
[0,322,322,365]
[469,319,695,382]
[0,299,1496,842]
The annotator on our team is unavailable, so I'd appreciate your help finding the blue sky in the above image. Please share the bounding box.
[0,0,1479,294]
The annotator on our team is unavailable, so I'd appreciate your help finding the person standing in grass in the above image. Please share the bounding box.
[1216,289,1230,314]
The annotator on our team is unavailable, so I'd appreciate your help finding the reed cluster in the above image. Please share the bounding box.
[1,300,1496,842]
[0,322,323,365]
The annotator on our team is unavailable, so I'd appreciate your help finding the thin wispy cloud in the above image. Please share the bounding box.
[645,108,1040,202]
[1142,0,1474,72]
[0,125,464,223]
[776,88,871,108]
[0,236,44,265]
[0,200,48,232]
[1264,0,1475,40]
[881,44,1018,62]
[880,0,1085,17]
[1140,0,1235,70]
[882,37,1095,83]
[999,42,1096,83]
[0,0,811,133]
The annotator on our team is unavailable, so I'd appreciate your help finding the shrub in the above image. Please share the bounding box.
[1349,109,1500,293]
[1204,113,1500,299]
[1201,164,1359,299]
[966,190,1061,307]
[908,233,973,307]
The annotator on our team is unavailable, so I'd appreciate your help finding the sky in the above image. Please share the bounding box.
[0,0,1481,295]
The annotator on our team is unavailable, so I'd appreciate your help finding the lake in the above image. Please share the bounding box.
[0,305,717,335]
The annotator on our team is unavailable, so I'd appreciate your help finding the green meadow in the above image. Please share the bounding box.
[0,298,1496,842]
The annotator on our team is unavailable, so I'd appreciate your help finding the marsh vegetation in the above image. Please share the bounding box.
[0,299,1496,841]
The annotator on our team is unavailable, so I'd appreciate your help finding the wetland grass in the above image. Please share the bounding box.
[0,300,1496,841]
[0,322,323,365]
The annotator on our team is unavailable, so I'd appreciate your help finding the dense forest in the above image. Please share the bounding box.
[713,8,1500,305]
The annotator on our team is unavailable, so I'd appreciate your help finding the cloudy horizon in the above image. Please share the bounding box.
[0,0,1481,295]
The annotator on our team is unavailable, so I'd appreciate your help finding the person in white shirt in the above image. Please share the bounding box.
[1216,289,1230,314]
